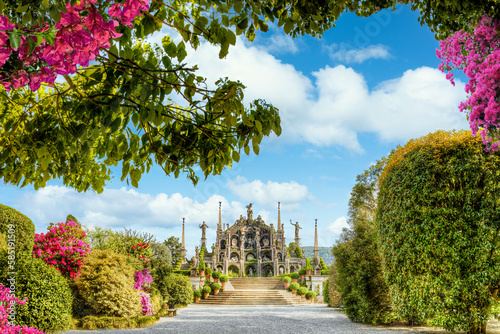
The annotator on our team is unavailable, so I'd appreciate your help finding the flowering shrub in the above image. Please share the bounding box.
[0,0,149,91]
[32,221,91,280]
[134,269,153,291]
[0,285,45,334]
[437,15,500,151]
[139,292,154,316]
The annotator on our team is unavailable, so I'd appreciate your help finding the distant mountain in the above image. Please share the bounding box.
[302,246,333,266]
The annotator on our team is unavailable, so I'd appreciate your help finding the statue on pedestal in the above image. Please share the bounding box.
[246,203,253,222]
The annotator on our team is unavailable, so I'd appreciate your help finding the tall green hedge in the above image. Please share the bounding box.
[377,130,500,333]
[0,204,35,256]
[0,252,73,332]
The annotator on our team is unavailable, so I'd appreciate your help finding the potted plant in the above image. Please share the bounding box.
[198,259,205,277]
[290,272,300,283]
[193,289,202,302]
[289,282,300,294]
[202,285,211,299]
[298,268,306,281]
[212,282,222,295]
[282,276,291,289]
[306,291,317,303]
[305,258,313,276]
[205,266,212,280]
[220,274,229,288]
[297,287,308,296]
[212,271,221,283]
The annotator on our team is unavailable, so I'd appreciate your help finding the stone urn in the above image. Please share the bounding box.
[306,269,312,276]
[214,289,220,295]
[284,282,290,289]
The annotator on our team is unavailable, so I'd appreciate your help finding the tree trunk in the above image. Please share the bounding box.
[467,322,487,334]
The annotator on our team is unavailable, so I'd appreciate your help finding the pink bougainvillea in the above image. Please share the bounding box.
[437,15,500,151]
[0,285,45,334]
[134,269,153,291]
[0,0,149,91]
[32,221,91,281]
[139,291,154,316]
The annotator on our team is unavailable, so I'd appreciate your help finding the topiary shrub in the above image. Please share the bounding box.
[212,271,221,279]
[77,249,142,318]
[205,266,212,276]
[0,251,73,332]
[306,291,317,299]
[297,287,308,296]
[0,204,35,256]
[283,276,291,283]
[321,269,329,275]
[211,282,222,291]
[289,282,300,291]
[305,258,313,270]
[290,272,300,279]
[298,268,306,275]
[157,274,193,308]
[202,285,211,294]
[193,290,202,298]
[198,258,205,274]
[219,274,229,283]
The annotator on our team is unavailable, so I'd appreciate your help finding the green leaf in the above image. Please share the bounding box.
[8,31,21,49]
[284,19,293,35]
[244,145,250,155]
[232,150,240,162]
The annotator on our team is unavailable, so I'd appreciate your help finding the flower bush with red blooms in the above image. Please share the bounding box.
[0,0,149,91]
[118,242,151,267]
[437,15,500,151]
[0,285,45,334]
[32,221,91,280]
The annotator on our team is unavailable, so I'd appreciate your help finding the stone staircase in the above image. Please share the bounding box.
[229,278,284,290]
[195,278,312,306]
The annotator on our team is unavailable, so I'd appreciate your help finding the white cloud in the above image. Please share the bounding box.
[260,34,299,54]
[180,39,468,153]
[327,216,349,235]
[327,44,391,63]
[226,176,311,209]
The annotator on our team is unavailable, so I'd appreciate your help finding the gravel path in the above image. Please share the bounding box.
[62,304,467,334]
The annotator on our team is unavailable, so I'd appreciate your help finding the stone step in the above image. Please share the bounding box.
[229,278,284,290]
[196,289,312,306]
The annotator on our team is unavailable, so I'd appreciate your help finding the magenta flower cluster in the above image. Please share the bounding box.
[32,221,91,281]
[437,15,500,151]
[0,0,149,91]
[134,269,152,291]
[134,269,154,315]
[139,291,154,316]
[0,285,45,334]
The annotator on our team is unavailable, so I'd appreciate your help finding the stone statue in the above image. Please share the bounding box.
[256,215,263,223]
[246,203,253,221]
[290,221,302,238]
[199,221,209,239]
[191,256,198,269]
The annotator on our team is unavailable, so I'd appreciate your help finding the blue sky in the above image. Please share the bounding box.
[0,5,469,258]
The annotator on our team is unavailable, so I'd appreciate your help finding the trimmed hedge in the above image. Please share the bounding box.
[289,282,300,291]
[290,272,300,279]
[0,252,73,332]
[193,290,202,298]
[78,249,142,317]
[297,287,308,296]
[158,274,193,308]
[202,285,211,294]
[0,204,35,256]
[282,276,291,283]
[212,271,221,279]
[219,274,229,283]
[298,268,306,275]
